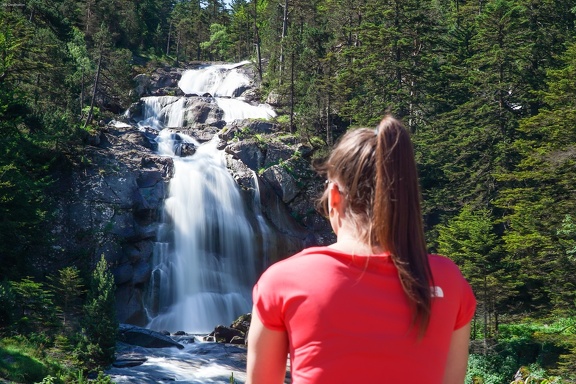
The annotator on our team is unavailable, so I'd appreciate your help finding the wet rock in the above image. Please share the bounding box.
[113,357,148,368]
[230,313,251,334]
[230,336,245,345]
[118,324,185,349]
[210,325,244,344]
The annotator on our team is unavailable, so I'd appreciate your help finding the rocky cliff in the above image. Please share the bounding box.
[49,62,334,326]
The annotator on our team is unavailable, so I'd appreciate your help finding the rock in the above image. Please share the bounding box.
[229,336,245,345]
[245,120,278,134]
[48,63,335,330]
[113,357,148,368]
[226,139,265,171]
[179,142,196,157]
[118,324,185,349]
[133,74,151,97]
[266,90,283,106]
[262,165,299,203]
[230,313,251,333]
[124,131,154,149]
[49,124,173,325]
[211,325,244,344]
[84,130,102,146]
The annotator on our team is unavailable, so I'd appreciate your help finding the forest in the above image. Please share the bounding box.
[1,0,576,382]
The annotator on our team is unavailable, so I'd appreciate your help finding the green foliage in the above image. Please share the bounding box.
[10,278,57,334]
[467,319,576,383]
[466,354,516,384]
[48,267,86,330]
[438,206,520,338]
[495,40,576,317]
[0,280,16,332]
[0,335,115,384]
[557,215,576,260]
[201,24,231,60]
[78,256,118,368]
[2,0,576,381]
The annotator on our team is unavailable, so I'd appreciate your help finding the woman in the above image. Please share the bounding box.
[247,116,476,383]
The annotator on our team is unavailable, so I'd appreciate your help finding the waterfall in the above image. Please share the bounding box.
[143,62,272,333]
[216,98,275,122]
[148,134,257,333]
[137,63,276,128]
[251,171,273,269]
[178,61,251,97]
[138,96,185,130]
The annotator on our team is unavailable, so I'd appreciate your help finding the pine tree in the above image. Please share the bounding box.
[437,206,518,342]
[48,266,86,330]
[496,41,576,316]
[79,255,118,368]
[10,277,56,334]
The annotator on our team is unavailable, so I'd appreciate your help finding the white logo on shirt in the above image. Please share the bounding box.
[431,286,444,298]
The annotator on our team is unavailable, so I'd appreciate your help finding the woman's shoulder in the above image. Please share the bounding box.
[260,246,343,275]
[428,254,467,278]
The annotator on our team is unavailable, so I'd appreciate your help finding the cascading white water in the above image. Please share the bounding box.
[138,96,185,130]
[216,98,276,122]
[178,61,251,97]
[251,171,273,269]
[143,62,272,333]
[137,62,276,129]
[148,132,257,333]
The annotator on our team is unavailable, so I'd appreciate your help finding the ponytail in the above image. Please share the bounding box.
[373,116,433,337]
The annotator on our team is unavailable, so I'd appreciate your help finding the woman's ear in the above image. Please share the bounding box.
[329,182,342,209]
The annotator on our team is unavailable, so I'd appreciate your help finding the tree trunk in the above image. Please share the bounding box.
[84,49,102,130]
[166,21,172,56]
[254,0,262,81]
[175,33,180,63]
[326,92,332,146]
[290,50,295,133]
[279,0,289,84]
[483,273,488,355]
[80,69,85,116]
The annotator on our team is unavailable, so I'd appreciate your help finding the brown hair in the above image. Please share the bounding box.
[316,115,433,337]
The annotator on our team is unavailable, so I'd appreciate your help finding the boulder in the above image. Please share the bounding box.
[133,74,151,97]
[226,139,265,172]
[210,325,244,344]
[118,324,185,349]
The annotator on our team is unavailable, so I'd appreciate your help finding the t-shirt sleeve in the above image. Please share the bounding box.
[252,271,287,331]
[454,274,476,330]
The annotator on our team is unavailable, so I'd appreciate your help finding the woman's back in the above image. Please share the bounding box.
[253,247,475,383]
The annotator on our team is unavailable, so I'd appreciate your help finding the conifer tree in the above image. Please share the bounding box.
[437,206,517,341]
[10,277,56,334]
[496,41,576,316]
[48,266,86,330]
[79,255,118,368]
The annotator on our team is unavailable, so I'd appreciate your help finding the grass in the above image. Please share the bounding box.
[0,337,49,383]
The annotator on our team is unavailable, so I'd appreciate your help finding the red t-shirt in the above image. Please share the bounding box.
[253,246,476,383]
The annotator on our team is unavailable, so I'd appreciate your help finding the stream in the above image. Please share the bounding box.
[106,340,248,384]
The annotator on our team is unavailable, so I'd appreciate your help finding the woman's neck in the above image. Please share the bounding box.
[328,232,385,255]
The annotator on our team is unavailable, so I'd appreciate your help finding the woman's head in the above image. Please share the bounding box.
[317,116,421,243]
[316,115,433,336]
